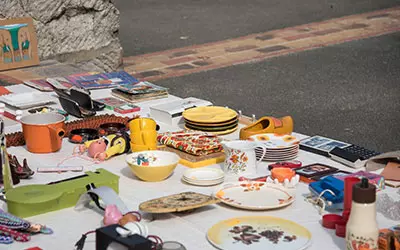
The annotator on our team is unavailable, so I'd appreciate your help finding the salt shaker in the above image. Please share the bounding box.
[346,178,379,250]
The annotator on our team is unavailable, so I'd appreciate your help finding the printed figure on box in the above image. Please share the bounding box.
[0,23,30,63]
[0,18,39,71]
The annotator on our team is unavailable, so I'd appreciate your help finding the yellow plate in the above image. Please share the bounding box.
[183,106,238,123]
[184,125,238,135]
[207,216,312,250]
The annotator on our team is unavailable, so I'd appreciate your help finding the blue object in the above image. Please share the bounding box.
[309,176,345,209]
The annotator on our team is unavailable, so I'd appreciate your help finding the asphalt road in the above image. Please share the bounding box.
[154,33,400,153]
[115,0,400,56]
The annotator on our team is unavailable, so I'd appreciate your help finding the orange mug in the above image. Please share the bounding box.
[20,113,66,153]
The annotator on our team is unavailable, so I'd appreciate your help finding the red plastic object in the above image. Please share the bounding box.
[268,160,302,170]
[343,177,360,220]
[335,219,348,238]
[322,214,343,229]
[25,248,43,250]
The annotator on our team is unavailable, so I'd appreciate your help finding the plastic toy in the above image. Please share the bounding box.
[78,132,130,161]
[4,168,119,218]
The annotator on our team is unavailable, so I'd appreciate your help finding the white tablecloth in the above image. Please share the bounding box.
[1,88,398,250]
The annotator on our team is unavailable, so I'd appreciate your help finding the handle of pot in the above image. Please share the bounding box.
[48,125,65,150]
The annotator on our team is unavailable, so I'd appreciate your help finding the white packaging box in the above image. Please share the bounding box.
[150,97,212,126]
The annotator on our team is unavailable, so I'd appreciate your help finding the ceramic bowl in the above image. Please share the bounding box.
[126,150,180,182]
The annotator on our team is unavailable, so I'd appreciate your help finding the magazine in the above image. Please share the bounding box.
[24,77,75,92]
[68,71,139,90]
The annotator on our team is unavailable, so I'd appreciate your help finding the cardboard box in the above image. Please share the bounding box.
[150,97,212,126]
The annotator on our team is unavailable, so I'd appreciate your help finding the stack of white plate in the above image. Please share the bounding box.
[182,168,224,186]
[249,133,300,162]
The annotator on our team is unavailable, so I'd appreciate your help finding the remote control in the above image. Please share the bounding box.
[329,145,381,169]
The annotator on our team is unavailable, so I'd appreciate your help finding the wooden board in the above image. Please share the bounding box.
[139,192,220,213]
[158,145,225,168]
[0,17,40,71]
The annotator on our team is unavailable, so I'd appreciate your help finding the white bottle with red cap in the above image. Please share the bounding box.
[345,177,379,250]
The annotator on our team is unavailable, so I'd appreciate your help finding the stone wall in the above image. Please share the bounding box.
[0,0,123,72]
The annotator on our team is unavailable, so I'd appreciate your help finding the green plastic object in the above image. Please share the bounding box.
[5,168,119,218]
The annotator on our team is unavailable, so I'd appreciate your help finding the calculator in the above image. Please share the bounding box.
[329,145,381,169]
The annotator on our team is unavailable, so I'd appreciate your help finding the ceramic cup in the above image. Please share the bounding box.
[129,118,157,132]
[130,143,157,152]
[131,130,157,147]
[129,118,158,152]
[20,113,66,153]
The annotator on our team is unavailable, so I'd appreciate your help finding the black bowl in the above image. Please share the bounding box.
[69,128,100,144]
[98,122,127,136]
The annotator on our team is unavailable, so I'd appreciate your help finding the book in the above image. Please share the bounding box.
[95,97,127,110]
[68,71,139,90]
[116,81,168,95]
[111,81,169,103]
[112,90,168,103]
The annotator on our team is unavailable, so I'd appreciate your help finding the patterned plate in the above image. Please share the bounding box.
[249,134,300,150]
[215,182,295,210]
[207,216,312,250]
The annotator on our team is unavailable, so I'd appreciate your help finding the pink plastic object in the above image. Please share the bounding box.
[103,204,123,226]
[322,214,343,229]
[87,139,107,158]
[335,219,348,238]
[343,177,360,220]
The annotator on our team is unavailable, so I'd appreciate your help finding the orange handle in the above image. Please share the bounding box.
[48,125,65,151]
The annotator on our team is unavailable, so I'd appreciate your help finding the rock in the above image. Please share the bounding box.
[0,0,122,72]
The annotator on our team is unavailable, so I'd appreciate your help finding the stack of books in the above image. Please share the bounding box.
[111,81,169,103]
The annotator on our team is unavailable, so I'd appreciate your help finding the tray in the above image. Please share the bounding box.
[139,191,220,213]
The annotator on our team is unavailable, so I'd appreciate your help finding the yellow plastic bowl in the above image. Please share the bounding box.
[126,150,180,182]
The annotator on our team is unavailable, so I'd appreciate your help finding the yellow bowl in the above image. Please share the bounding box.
[126,150,180,182]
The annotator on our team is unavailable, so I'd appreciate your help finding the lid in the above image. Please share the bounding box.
[352,178,376,204]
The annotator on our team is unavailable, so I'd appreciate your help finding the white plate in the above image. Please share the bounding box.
[256,146,299,153]
[215,182,295,210]
[256,151,298,158]
[182,177,224,186]
[256,151,299,157]
[0,92,55,109]
[256,145,299,153]
[183,168,224,181]
[249,134,300,150]
[256,155,298,162]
